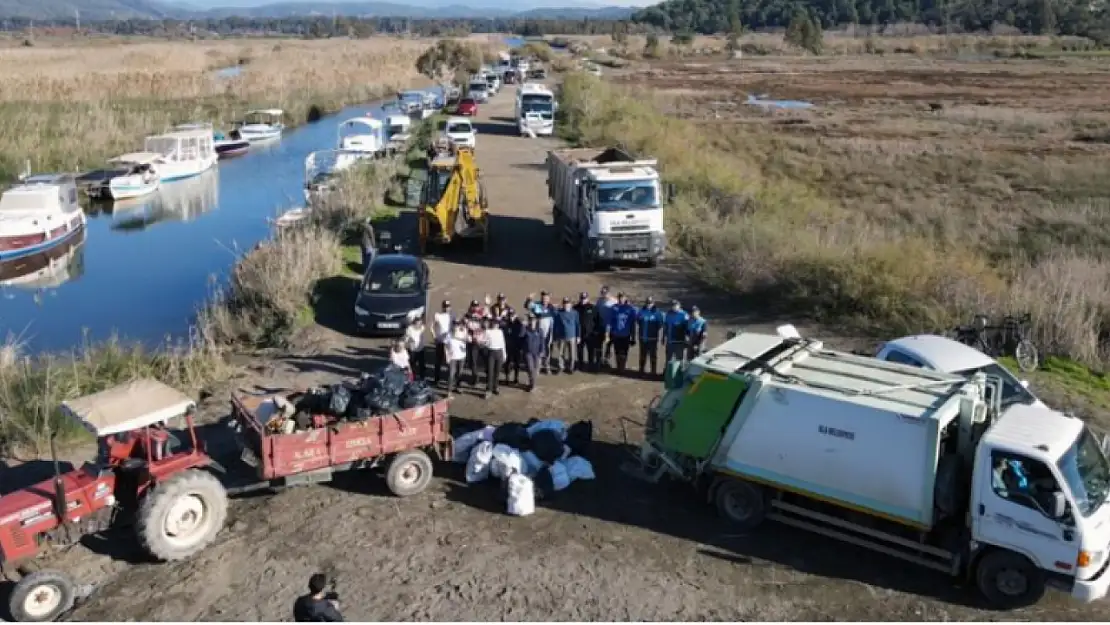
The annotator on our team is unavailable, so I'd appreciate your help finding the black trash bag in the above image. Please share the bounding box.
[531,429,564,464]
[566,420,594,459]
[533,466,555,501]
[492,422,530,450]
[380,364,408,397]
[365,387,399,415]
[357,372,382,393]
[348,407,374,422]
[295,388,330,414]
[400,381,433,409]
[328,384,352,416]
[294,411,313,431]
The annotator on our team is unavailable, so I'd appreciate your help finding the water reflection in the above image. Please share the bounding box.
[0,227,86,292]
[106,168,220,233]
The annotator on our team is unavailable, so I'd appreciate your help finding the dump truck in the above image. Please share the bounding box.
[418,146,490,254]
[622,326,1110,609]
[547,147,670,270]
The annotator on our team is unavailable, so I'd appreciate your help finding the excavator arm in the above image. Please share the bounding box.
[420,147,489,250]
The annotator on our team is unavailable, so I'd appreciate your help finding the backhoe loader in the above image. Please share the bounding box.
[418,145,490,254]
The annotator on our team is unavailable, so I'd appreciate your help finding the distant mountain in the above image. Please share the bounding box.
[0,0,176,20]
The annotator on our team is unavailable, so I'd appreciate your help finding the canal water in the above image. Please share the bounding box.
[1,37,524,353]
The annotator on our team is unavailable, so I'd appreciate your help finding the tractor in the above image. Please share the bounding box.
[0,379,228,621]
[417,144,491,255]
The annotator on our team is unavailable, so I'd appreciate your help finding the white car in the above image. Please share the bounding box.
[874,334,1044,409]
[443,117,477,150]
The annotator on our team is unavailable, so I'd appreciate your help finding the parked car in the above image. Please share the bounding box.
[353,252,430,335]
[874,334,1044,409]
[443,117,477,150]
[456,98,478,116]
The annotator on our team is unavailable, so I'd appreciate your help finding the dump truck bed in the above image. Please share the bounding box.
[230,391,452,481]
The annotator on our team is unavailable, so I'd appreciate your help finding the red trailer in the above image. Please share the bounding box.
[227,390,453,497]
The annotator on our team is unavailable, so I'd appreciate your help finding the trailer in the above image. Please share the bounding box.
[623,326,1110,609]
[547,147,671,269]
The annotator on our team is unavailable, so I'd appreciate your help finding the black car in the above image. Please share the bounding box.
[353,253,430,335]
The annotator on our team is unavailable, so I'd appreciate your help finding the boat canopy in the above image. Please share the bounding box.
[110,152,162,166]
[387,115,411,129]
[340,117,384,131]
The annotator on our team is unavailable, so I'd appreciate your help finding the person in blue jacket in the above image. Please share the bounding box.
[551,296,581,374]
[636,297,665,377]
[663,300,690,363]
[607,292,638,374]
[686,305,709,360]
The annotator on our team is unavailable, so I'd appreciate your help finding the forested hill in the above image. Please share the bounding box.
[630,0,1106,37]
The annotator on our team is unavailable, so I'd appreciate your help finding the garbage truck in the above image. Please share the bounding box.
[547,146,671,270]
[622,326,1110,609]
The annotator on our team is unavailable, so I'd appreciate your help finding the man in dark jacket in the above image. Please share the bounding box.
[293,573,343,622]
[607,292,638,374]
[501,307,521,383]
[636,297,665,378]
[521,315,545,391]
[551,296,580,374]
[573,292,601,372]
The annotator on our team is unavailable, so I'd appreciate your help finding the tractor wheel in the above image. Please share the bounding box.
[9,570,76,622]
[136,469,228,562]
[385,450,434,497]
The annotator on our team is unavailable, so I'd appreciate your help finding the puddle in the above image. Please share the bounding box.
[746,94,815,110]
[213,65,244,80]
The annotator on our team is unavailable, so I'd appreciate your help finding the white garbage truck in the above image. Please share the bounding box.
[623,326,1110,609]
[546,146,670,269]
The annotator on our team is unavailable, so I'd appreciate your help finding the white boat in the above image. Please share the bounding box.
[385,115,412,153]
[338,117,386,156]
[0,174,86,262]
[236,109,284,142]
[143,127,217,182]
[110,167,219,233]
[105,152,161,200]
[270,206,311,230]
[304,149,366,205]
[0,227,85,289]
[399,91,436,120]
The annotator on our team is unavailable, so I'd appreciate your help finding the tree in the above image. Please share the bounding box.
[784,8,823,54]
[671,29,695,44]
[518,41,554,62]
[415,40,483,92]
[1038,0,1058,34]
[644,32,662,58]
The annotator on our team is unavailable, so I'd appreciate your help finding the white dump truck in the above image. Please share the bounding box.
[624,326,1110,609]
[546,146,671,269]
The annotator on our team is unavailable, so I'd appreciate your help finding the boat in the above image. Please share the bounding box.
[235,109,284,142]
[0,226,85,290]
[104,152,160,200]
[385,115,412,154]
[337,117,386,156]
[143,127,218,182]
[110,167,219,233]
[214,129,250,158]
[304,149,365,206]
[270,206,311,231]
[399,91,436,120]
[0,174,86,261]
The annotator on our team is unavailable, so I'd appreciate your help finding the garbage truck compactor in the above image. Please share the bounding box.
[624,328,1110,609]
[418,146,490,253]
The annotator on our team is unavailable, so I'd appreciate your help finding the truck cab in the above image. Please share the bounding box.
[631,327,1110,609]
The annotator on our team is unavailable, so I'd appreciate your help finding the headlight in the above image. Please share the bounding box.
[354,306,369,316]
[407,306,425,320]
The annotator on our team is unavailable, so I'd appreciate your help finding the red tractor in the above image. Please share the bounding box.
[0,379,229,622]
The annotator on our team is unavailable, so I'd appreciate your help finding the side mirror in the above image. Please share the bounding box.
[1052,491,1068,519]
[1020,380,1030,388]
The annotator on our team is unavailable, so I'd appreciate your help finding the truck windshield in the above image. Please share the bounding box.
[521,95,553,116]
[953,363,1035,408]
[597,182,658,211]
[1057,428,1110,517]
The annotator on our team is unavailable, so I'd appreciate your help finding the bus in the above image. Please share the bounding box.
[514,83,555,137]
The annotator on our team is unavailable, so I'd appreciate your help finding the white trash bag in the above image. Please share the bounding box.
[465,441,495,483]
[490,444,523,479]
[506,472,536,517]
[453,425,495,463]
[563,456,596,482]
[526,419,567,440]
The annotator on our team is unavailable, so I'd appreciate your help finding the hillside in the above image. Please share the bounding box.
[630,0,1104,35]
[0,0,174,20]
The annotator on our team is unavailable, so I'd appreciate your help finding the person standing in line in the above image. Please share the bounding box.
[636,296,665,378]
[573,292,601,372]
[466,312,485,387]
[445,321,468,396]
[551,296,580,374]
[432,300,453,387]
[521,315,544,392]
[359,219,376,273]
[490,292,509,321]
[404,317,427,379]
[501,307,521,383]
[607,292,637,374]
[596,286,617,368]
[664,299,690,363]
[686,306,709,360]
[533,291,556,374]
[480,317,506,398]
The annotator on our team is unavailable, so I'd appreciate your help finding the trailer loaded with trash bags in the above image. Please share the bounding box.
[452,419,596,517]
[226,364,452,498]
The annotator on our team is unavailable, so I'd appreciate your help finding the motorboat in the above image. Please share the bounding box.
[214,129,250,158]
[337,116,386,156]
[0,174,86,261]
[235,109,284,142]
[103,152,160,200]
[270,206,311,231]
[385,115,412,154]
[143,127,217,182]
[399,91,436,120]
[304,149,365,206]
[0,226,85,290]
[110,167,219,233]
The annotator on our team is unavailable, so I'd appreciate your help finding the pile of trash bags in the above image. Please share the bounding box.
[263,364,437,433]
[452,419,596,517]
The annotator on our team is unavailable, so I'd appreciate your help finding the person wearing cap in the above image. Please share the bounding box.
[403,316,427,379]
[479,317,506,398]
[573,292,602,372]
[503,307,524,383]
[490,293,509,321]
[445,319,469,395]
[432,300,453,387]
[606,292,637,373]
[521,314,545,391]
[551,296,581,374]
[465,309,485,387]
[533,291,556,374]
[664,300,690,363]
[596,286,617,368]
[636,296,665,377]
[686,306,709,359]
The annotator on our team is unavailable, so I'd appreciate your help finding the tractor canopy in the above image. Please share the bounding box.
[61,379,196,437]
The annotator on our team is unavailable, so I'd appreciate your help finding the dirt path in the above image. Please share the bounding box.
[58,85,1105,622]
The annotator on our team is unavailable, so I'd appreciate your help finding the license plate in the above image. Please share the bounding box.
[621,254,639,260]
[378,322,401,329]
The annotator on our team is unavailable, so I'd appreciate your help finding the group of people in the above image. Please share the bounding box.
[384,286,709,398]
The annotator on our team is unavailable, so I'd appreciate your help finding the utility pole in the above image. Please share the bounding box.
[75,9,81,31]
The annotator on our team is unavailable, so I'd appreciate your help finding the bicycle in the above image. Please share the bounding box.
[952,313,1040,373]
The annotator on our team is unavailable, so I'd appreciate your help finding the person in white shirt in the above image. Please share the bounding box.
[445,322,468,395]
[405,318,427,379]
[389,340,411,379]
[432,300,453,387]
[479,318,506,398]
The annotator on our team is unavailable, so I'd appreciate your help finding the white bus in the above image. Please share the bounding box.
[514,83,555,137]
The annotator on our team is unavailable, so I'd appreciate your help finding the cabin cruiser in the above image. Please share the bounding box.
[385,115,412,154]
[337,117,386,156]
[0,174,86,261]
[235,109,284,142]
[143,127,217,182]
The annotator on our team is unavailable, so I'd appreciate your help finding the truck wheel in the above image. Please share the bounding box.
[975,550,1045,609]
[136,469,229,562]
[385,450,434,497]
[9,570,76,622]
[714,479,767,531]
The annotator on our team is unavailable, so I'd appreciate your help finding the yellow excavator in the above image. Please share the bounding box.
[418,143,490,254]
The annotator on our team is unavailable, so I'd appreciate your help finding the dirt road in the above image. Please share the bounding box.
[59,83,1105,622]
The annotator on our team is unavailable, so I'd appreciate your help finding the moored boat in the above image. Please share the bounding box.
[0,174,86,261]
[215,129,250,158]
[236,109,284,142]
[105,152,160,200]
[143,127,218,182]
